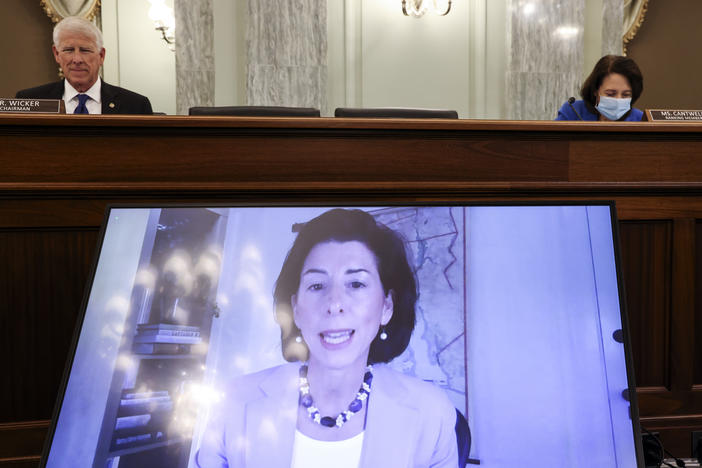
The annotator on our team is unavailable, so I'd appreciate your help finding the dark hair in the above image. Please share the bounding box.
[580,55,644,110]
[273,209,417,364]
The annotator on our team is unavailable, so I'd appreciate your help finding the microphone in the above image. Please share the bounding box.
[568,97,584,121]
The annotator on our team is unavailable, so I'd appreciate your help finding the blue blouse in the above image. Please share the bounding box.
[555,99,643,121]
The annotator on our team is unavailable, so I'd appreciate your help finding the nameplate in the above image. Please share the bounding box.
[0,98,64,114]
[646,109,702,121]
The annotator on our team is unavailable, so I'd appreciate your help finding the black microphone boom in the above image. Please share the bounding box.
[568,97,584,121]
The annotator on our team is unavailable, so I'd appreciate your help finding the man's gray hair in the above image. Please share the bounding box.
[53,16,104,50]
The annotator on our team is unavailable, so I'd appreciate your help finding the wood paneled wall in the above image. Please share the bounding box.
[0,116,701,465]
[0,1,55,98]
[620,220,672,388]
[627,0,702,110]
[0,229,98,422]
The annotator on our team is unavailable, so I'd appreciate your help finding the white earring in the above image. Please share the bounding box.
[379,326,388,341]
[295,336,302,343]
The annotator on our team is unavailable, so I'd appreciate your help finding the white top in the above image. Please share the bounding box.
[290,430,364,468]
[63,77,102,114]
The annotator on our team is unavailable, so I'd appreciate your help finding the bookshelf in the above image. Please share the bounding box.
[93,208,228,468]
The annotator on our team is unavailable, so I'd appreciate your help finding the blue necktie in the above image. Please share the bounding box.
[74,94,90,114]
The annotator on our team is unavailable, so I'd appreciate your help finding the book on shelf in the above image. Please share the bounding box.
[112,432,152,450]
[113,413,169,438]
[112,398,172,451]
[132,342,193,355]
[111,430,166,451]
[115,414,152,430]
[136,323,200,333]
[118,394,173,417]
[132,334,202,345]
[119,395,171,406]
[121,390,169,400]
[136,328,201,338]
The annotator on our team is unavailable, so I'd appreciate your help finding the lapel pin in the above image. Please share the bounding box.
[109,102,115,108]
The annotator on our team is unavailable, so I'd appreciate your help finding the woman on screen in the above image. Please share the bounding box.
[195,209,458,467]
[555,54,644,121]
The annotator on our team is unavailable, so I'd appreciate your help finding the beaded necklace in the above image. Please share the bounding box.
[298,364,373,428]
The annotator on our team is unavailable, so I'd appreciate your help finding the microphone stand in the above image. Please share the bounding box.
[567,97,584,121]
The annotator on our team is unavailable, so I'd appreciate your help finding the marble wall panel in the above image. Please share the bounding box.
[247,0,327,112]
[602,0,624,55]
[175,0,215,115]
[248,65,326,109]
[506,0,585,120]
[507,71,581,120]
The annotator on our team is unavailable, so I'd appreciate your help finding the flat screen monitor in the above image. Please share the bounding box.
[41,204,643,467]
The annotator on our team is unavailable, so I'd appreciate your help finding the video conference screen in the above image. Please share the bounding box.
[42,204,642,467]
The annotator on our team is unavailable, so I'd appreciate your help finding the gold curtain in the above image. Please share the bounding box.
[623,0,649,53]
[40,0,101,23]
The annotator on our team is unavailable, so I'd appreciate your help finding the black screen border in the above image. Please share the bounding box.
[38,200,645,468]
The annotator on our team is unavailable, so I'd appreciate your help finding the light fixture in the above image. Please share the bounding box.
[554,25,580,40]
[402,0,452,17]
[521,2,536,16]
[148,0,176,50]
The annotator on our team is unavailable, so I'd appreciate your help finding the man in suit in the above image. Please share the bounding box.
[16,16,152,115]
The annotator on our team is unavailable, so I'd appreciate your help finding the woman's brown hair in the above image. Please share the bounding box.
[580,55,643,109]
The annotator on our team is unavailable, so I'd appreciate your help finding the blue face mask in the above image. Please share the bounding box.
[596,96,631,121]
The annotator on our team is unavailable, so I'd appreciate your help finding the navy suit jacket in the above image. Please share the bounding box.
[15,80,153,115]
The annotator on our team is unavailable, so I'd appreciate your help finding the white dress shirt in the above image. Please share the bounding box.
[63,78,102,114]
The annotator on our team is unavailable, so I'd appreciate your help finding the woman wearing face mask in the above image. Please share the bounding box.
[555,54,644,121]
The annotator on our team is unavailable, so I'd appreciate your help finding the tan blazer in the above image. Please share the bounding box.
[195,362,458,467]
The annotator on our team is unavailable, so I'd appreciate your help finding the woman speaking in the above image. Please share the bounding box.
[195,209,458,467]
[556,55,644,121]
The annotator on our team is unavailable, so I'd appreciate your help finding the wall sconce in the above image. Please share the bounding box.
[402,0,452,17]
[148,0,176,50]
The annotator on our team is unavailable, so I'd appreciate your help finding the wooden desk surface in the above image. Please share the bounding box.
[0,115,700,462]
[2,115,702,191]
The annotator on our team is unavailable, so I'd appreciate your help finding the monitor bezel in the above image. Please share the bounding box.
[39,200,644,468]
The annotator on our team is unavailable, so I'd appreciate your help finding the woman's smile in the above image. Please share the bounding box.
[320,329,355,347]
